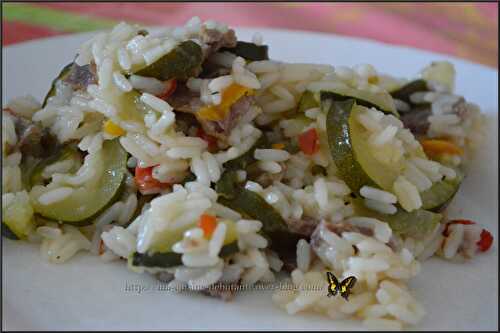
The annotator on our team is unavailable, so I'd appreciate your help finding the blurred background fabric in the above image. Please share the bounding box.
[2,2,498,68]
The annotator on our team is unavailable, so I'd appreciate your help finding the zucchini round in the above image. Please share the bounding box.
[29,139,128,225]
[28,146,82,188]
[221,41,269,61]
[421,169,463,212]
[2,191,35,239]
[134,40,203,81]
[2,223,19,240]
[351,197,442,239]
[130,241,239,269]
[326,98,394,193]
[216,171,289,238]
[297,90,318,113]
[131,217,239,269]
[224,135,269,171]
[216,171,303,253]
[390,79,428,104]
[306,80,398,115]
[42,63,73,107]
[149,218,238,253]
[325,97,459,213]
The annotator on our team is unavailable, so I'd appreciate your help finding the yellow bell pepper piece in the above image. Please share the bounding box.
[197,83,254,121]
[103,120,125,136]
[271,143,285,150]
[367,75,379,84]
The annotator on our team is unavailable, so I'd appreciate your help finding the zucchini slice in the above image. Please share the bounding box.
[113,90,148,126]
[27,145,82,188]
[224,135,269,171]
[325,97,457,211]
[303,77,399,116]
[131,217,239,269]
[421,169,463,212]
[216,170,289,239]
[2,224,19,240]
[297,90,318,113]
[325,97,427,193]
[2,191,35,240]
[218,189,287,235]
[221,41,269,61]
[351,197,442,239]
[131,251,182,268]
[42,63,73,107]
[134,40,203,81]
[321,89,398,116]
[216,171,303,252]
[390,79,428,104]
[29,139,128,225]
[326,98,393,193]
[130,242,239,269]
[149,218,238,253]
[298,84,398,117]
[378,209,442,239]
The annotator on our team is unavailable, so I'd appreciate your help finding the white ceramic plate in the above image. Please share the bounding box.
[2,27,498,330]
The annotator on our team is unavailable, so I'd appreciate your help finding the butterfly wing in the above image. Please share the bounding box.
[326,272,339,297]
[339,276,357,301]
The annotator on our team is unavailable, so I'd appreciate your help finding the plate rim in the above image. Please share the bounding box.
[2,25,498,331]
[3,26,498,74]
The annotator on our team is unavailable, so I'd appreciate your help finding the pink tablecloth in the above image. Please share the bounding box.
[3,2,498,68]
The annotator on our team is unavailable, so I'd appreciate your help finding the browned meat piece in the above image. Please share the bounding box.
[254,168,285,188]
[200,26,237,59]
[198,27,237,79]
[167,84,256,144]
[197,95,256,144]
[386,235,403,252]
[63,63,97,91]
[310,220,376,264]
[217,95,255,133]
[280,255,298,273]
[166,83,203,114]
[263,217,319,273]
[201,282,239,301]
[285,215,319,238]
[401,96,470,137]
[324,221,374,237]
[197,121,227,145]
[3,109,58,158]
[400,105,432,136]
[452,97,468,120]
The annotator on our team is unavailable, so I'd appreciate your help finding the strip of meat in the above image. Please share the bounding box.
[3,109,58,158]
[167,84,256,144]
[400,96,469,137]
[310,220,375,266]
[165,83,203,114]
[451,98,469,120]
[200,26,237,60]
[63,62,97,91]
[400,105,432,136]
[285,215,319,238]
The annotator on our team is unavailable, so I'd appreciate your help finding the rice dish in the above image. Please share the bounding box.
[1,17,494,329]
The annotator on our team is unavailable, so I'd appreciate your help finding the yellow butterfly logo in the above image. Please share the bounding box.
[326,271,357,301]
